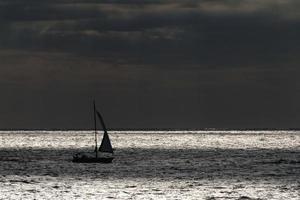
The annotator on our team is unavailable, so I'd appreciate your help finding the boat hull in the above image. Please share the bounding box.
[72,152,114,163]
[72,156,114,163]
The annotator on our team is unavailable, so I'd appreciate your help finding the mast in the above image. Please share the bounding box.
[93,100,98,158]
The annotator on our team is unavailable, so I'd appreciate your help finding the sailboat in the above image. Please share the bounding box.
[72,101,114,163]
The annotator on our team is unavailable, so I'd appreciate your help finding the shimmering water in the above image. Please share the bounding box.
[0,131,299,199]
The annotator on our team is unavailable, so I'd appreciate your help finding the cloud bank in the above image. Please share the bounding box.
[0,0,299,129]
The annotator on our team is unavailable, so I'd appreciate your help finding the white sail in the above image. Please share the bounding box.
[96,110,114,153]
[99,131,113,153]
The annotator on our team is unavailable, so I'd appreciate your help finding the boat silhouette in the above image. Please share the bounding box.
[72,101,114,163]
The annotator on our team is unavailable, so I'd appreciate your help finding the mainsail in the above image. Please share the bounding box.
[96,110,114,153]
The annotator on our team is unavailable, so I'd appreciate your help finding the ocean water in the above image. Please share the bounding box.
[0,130,299,199]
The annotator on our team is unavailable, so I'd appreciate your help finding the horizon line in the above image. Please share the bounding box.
[1,128,300,131]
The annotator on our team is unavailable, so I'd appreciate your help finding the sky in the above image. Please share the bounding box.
[0,0,300,129]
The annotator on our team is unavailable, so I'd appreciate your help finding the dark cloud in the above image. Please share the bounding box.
[1,0,299,59]
[0,0,300,129]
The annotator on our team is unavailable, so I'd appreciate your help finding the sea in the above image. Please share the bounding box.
[0,130,299,200]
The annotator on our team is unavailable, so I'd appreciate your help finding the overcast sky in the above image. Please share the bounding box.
[0,0,300,129]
